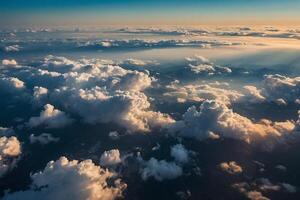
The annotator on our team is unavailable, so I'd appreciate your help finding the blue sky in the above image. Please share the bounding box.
[1,0,300,26]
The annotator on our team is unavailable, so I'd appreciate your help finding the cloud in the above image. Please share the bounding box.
[29,133,59,145]
[0,77,25,92]
[246,191,270,200]
[0,127,15,136]
[28,104,73,128]
[0,136,21,178]
[33,86,49,103]
[1,55,174,132]
[100,149,122,167]
[281,183,297,193]
[140,157,182,181]
[4,45,20,52]
[185,55,232,75]
[168,100,296,145]
[79,39,243,51]
[170,144,189,164]
[219,161,243,174]
[164,81,243,105]
[233,178,297,200]
[3,156,127,200]
[243,85,266,102]
[261,74,300,102]
[108,131,120,140]
[1,59,20,68]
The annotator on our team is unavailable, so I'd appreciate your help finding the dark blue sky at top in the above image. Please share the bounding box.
[0,0,299,26]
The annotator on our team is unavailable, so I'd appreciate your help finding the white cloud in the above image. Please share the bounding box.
[3,156,127,200]
[100,149,122,167]
[262,74,300,102]
[243,85,266,102]
[168,100,296,145]
[28,104,73,128]
[122,58,148,67]
[164,81,243,105]
[1,59,19,68]
[52,87,173,132]
[0,136,21,178]
[275,98,287,106]
[108,131,120,140]
[140,157,182,181]
[170,144,189,163]
[186,55,232,75]
[29,133,59,145]
[4,45,20,52]
[33,86,48,100]
[219,161,243,174]
[0,77,25,91]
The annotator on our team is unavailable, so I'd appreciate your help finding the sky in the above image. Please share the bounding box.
[1,0,300,26]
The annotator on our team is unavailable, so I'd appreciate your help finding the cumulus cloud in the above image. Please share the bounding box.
[3,156,127,200]
[232,182,270,200]
[29,133,59,145]
[1,59,20,68]
[185,55,232,75]
[246,191,270,200]
[108,131,120,140]
[168,100,296,144]
[28,104,73,128]
[140,157,182,181]
[100,149,122,167]
[233,178,297,200]
[0,136,21,178]
[170,144,189,163]
[4,45,20,52]
[0,77,25,92]
[33,86,48,100]
[243,85,266,102]
[164,81,243,105]
[261,74,300,103]
[219,161,243,174]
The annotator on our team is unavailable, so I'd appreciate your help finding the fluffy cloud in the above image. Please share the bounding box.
[0,77,25,92]
[170,144,189,163]
[28,55,173,132]
[29,133,59,145]
[243,85,266,102]
[28,104,73,128]
[4,45,20,52]
[3,156,127,200]
[140,157,182,181]
[33,86,48,100]
[100,149,122,167]
[186,55,232,75]
[1,59,19,68]
[261,74,300,102]
[232,182,270,200]
[0,136,21,178]
[164,81,243,105]
[219,161,243,174]
[168,100,296,144]
[246,191,270,200]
